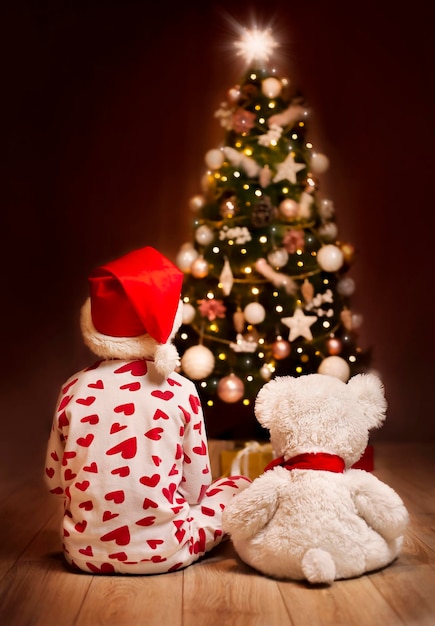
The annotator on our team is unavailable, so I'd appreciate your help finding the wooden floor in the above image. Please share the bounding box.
[1,441,434,625]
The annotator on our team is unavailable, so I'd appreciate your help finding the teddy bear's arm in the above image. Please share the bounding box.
[348,470,409,540]
[222,473,279,539]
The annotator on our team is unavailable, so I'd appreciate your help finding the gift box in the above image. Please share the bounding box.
[220,441,274,481]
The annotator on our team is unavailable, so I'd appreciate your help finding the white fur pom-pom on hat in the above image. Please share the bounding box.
[81,246,184,375]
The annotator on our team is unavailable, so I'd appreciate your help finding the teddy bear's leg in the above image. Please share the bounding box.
[301,548,336,585]
[364,536,403,573]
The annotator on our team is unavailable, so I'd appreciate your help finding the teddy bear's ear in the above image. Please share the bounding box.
[255,377,290,428]
[347,373,388,429]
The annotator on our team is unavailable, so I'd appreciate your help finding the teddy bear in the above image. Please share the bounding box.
[44,245,251,574]
[222,372,409,584]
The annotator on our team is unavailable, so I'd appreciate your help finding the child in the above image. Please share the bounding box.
[44,246,251,574]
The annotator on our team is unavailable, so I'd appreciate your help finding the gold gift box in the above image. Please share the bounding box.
[220,441,274,481]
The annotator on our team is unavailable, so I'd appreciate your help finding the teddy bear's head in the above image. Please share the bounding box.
[255,373,387,467]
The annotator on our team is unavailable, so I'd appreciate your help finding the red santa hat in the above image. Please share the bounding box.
[80,246,184,376]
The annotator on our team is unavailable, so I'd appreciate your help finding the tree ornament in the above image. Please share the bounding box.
[298,191,314,219]
[255,258,297,295]
[233,308,245,333]
[251,198,276,227]
[195,224,214,246]
[228,86,241,103]
[223,146,260,178]
[243,302,266,325]
[301,279,314,303]
[340,242,356,265]
[176,243,198,272]
[262,77,282,98]
[317,245,344,272]
[189,194,205,212]
[219,193,239,219]
[310,152,330,174]
[267,247,289,268]
[259,165,273,188]
[273,152,306,184]
[318,355,350,382]
[217,373,245,403]
[326,335,343,355]
[318,222,338,242]
[191,255,209,278]
[337,276,355,296]
[318,198,335,220]
[198,298,226,321]
[260,364,273,381]
[181,345,215,380]
[351,313,363,329]
[231,109,256,134]
[230,333,258,353]
[340,309,354,331]
[268,102,308,129]
[219,258,234,295]
[281,306,317,341]
[271,338,291,360]
[282,229,305,254]
[279,198,299,220]
[182,302,196,325]
[205,148,224,170]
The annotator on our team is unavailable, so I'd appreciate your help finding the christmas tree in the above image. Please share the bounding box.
[174,27,370,441]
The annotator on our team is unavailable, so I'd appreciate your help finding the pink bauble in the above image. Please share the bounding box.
[318,356,350,382]
[191,255,209,278]
[217,374,245,403]
[317,245,344,272]
[279,198,299,219]
[326,336,342,355]
[271,339,291,360]
[243,302,266,325]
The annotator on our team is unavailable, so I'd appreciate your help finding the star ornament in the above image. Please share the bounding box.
[281,307,317,341]
[273,152,306,184]
[234,28,278,65]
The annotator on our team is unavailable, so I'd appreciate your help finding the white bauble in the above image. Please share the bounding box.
[318,198,335,220]
[243,302,266,325]
[310,152,330,174]
[318,356,350,382]
[205,149,224,170]
[195,224,214,246]
[181,345,215,380]
[189,194,205,212]
[262,77,282,98]
[337,276,356,296]
[318,222,338,242]
[190,255,209,278]
[260,364,273,381]
[317,245,344,272]
[267,248,289,268]
[182,302,196,325]
[176,243,198,272]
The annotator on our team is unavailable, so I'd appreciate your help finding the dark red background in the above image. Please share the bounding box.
[2,0,434,457]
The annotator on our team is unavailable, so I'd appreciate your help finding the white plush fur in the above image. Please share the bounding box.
[80,298,183,377]
[222,373,409,584]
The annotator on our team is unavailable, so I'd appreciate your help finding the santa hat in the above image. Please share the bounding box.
[80,246,184,376]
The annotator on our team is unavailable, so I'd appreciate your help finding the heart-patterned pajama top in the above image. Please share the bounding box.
[44,358,251,574]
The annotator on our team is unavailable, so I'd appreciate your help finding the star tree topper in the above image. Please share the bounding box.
[281,306,317,341]
[234,27,278,65]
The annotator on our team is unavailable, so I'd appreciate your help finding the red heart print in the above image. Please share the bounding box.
[100,525,131,546]
[83,462,98,473]
[202,465,210,474]
[219,479,239,488]
[84,360,103,372]
[50,487,63,495]
[62,379,78,394]
[50,451,59,461]
[135,516,156,526]
[80,414,99,425]
[111,466,130,477]
[58,395,73,411]
[114,403,135,416]
[162,483,176,504]
[175,528,186,544]
[75,481,90,491]
[64,469,77,481]
[179,406,190,423]
[168,562,183,571]
[76,396,96,406]
[205,487,223,497]
[62,451,76,465]
[79,545,93,556]
[150,555,167,564]
[201,506,215,517]
[167,377,182,387]
[171,505,184,514]
[58,412,69,428]
[175,444,183,460]
[144,428,163,441]
[105,490,125,504]
[106,437,137,459]
[152,455,162,466]
[189,394,201,414]
[75,520,87,533]
[143,498,158,509]
[120,382,141,391]
[139,474,160,487]
[103,510,119,522]
[77,434,94,448]
[147,539,164,549]
[168,464,178,476]
[45,467,54,478]
[193,421,202,433]
[79,500,93,511]
[110,422,127,434]
[151,390,174,401]
[153,409,169,420]
[108,551,128,561]
[114,361,148,376]
[193,440,207,455]
[87,562,115,574]
[88,380,104,389]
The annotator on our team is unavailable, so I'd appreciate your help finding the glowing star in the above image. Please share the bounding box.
[234,28,278,64]
[281,307,317,341]
[273,152,306,184]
